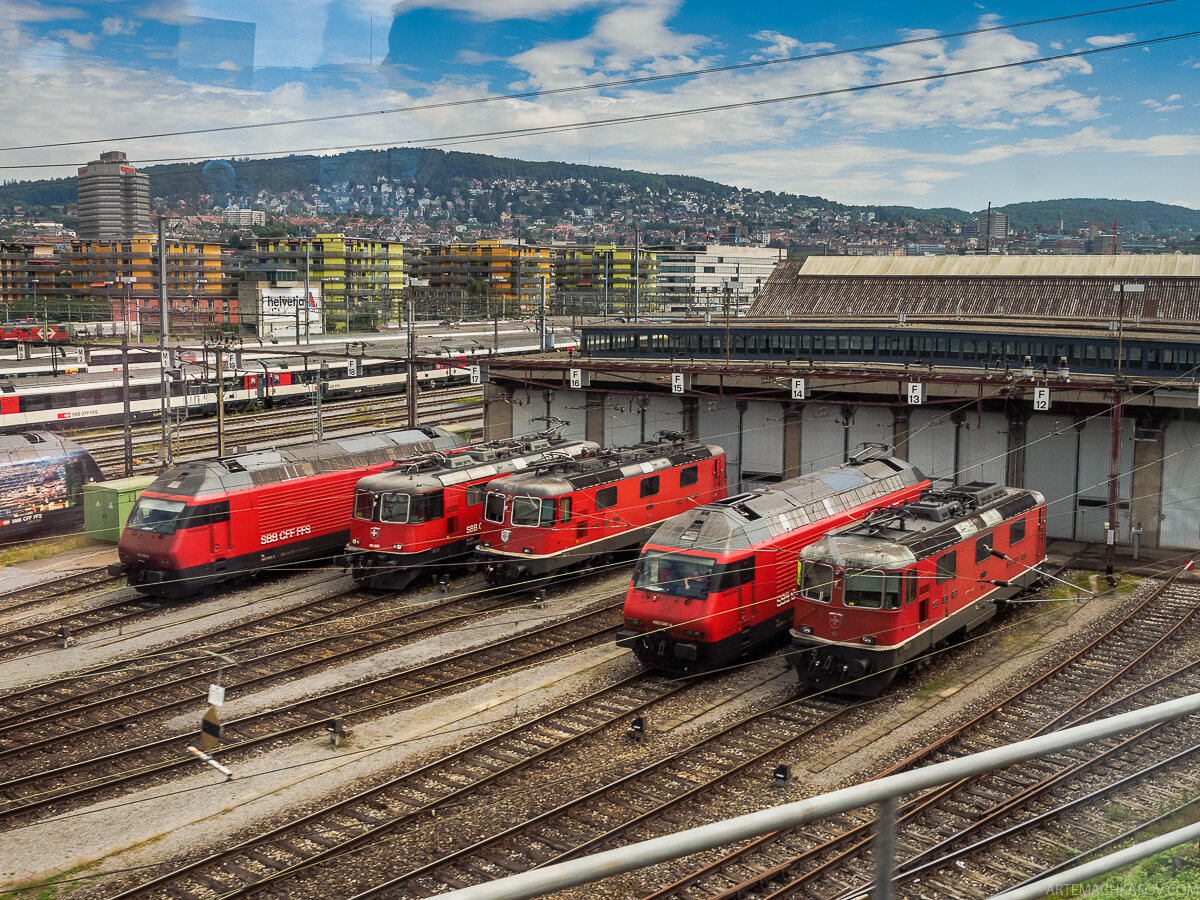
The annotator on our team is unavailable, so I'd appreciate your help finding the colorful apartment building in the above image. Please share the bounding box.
[409,240,554,316]
[250,234,405,329]
[65,235,227,334]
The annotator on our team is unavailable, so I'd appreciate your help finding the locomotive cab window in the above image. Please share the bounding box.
[640,475,660,498]
[975,534,994,564]
[633,550,715,599]
[126,497,188,535]
[484,492,506,523]
[512,496,555,527]
[680,465,699,488]
[844,571,904,610]
[353,490,377,521]
[800,562,836,604]
[596,486,618,510]
[1009,518,1026,545]
[183,501,230,528]
[465,483,486,507]
[559,497,572,523]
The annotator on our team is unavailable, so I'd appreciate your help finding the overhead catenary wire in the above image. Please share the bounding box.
[3,30,1198,173]
[0,0,1174,154]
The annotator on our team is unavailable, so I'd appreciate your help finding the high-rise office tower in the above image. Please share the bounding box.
[77,151,151,240]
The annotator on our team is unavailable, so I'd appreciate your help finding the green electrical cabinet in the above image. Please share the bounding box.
[84,476,156,543]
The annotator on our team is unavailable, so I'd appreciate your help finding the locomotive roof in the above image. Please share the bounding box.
[144,426,466,497]
[646,453,926,555]
[353,436,600,493]
[0,430,92,463]
[485,440,721,497]
[799,481,1046,567]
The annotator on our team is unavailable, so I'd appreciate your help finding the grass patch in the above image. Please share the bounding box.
[0,865,86,899]
[913,674,959,700]
[0,535,96,568]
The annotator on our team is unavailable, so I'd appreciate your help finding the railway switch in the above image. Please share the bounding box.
[326,717,347,747]
[628,716,646,744]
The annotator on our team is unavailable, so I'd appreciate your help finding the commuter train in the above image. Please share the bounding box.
[345,431,600,589]
[476,434,726,586]
[617,445,928,673]
[0,431,104,543]
[788,481,1047,696]
[111,426,466,598]
[0,357,463,431]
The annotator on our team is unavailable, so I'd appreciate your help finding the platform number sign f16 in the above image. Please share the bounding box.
[1034,387,1052,411]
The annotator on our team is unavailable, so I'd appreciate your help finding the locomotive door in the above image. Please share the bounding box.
[208,501,231,556]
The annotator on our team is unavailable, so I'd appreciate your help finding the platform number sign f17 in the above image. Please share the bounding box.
[1033,387,1052,411]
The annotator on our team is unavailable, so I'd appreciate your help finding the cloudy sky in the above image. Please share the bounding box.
[1,0,1197,210]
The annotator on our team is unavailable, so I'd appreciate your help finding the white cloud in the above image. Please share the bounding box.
[1085,33,1134,48]
[101,16,138,36]
[49,28,95,50]
[0,1,85,23]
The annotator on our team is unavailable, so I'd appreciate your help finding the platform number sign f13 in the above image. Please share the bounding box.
[1034,387,1052,411]
[906,383,926,405]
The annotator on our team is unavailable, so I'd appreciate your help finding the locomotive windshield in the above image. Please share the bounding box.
[353,490,376,521]
[800,562,837,603]
[511,496,555,527]
[634,550,715,600]
[843,571,904,610]
[127,497,188,535]
[353,490,443,524]
[380,493,411,523]
[484,492,506,523]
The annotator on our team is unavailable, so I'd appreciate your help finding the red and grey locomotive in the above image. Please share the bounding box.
[476,433,726,586]
[112,426,466,599]
[788,480,1047,696]
[618,445,928,673]
[345,432,599,589]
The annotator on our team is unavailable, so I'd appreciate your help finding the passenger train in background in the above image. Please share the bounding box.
[345,428,600,589]
[476,433,726,586]
[618,445,928,673]
[0,356,464,431]
[0,431,104,543]
[788,480,1047,697]
[112,426,466,598]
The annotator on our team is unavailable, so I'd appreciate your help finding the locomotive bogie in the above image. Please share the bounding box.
[788,483,1047,697]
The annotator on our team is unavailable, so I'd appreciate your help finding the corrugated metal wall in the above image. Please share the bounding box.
[845,406,894,461]
[908,409,957,483]
[1073,415,1134,543]
[1025,414,1083,539]
[699,401,742,489]
[800,404,848,474]
[1160,418,1200,549]
[643,396,686,443]
[548,390,589,442]
[956,411,1009,486]
[605,394,644,447]
[742,401,784,480]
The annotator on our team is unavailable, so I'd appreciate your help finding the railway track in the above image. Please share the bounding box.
[0,572,590,775]
[639,571,1200,900]
[108,672,696,900]
[0,592,166,658]
[0,567,120,617]
[0,594,623,827]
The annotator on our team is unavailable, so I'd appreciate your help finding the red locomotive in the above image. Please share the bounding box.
[617,445,928,673]
[788,481,1047,696]
[345,432,600,589]
[111,426,466,599]
[476,433,726,586]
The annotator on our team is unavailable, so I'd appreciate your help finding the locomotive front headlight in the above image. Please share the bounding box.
[523,547,532,554]
[799,625,813,635]
[392,544,403,550]
[625,618,643,627]
[861,635,877,645]
[683,630,703,638]
[480,541,491,548]
[350,539,360,546]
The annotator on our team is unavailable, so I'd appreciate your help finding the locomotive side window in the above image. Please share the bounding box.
[484,492,506,523]
[716,556,755,590]
[1009,518,1026,545]
[353,490,376,521]
[465,484,486,507]
[975,534,994,563]
[640,476,660,498]
[936,552,957,583]
[512,496,554,527]
[559,497,572,523]
[800,562,836,604]
[184,501,230,527]
[680,466,699,488]
[596,486,618,510]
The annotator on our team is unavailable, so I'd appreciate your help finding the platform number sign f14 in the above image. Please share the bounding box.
[1034,387,1052,411]
[790,378,807,401]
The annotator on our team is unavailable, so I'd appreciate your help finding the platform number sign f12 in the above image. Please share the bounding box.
[1033,387,1052,411]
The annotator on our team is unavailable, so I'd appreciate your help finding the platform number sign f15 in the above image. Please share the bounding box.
[1034,387,1052,411]
[671,372,690,394]
[906,382,926,405]
[790,378,807,401]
